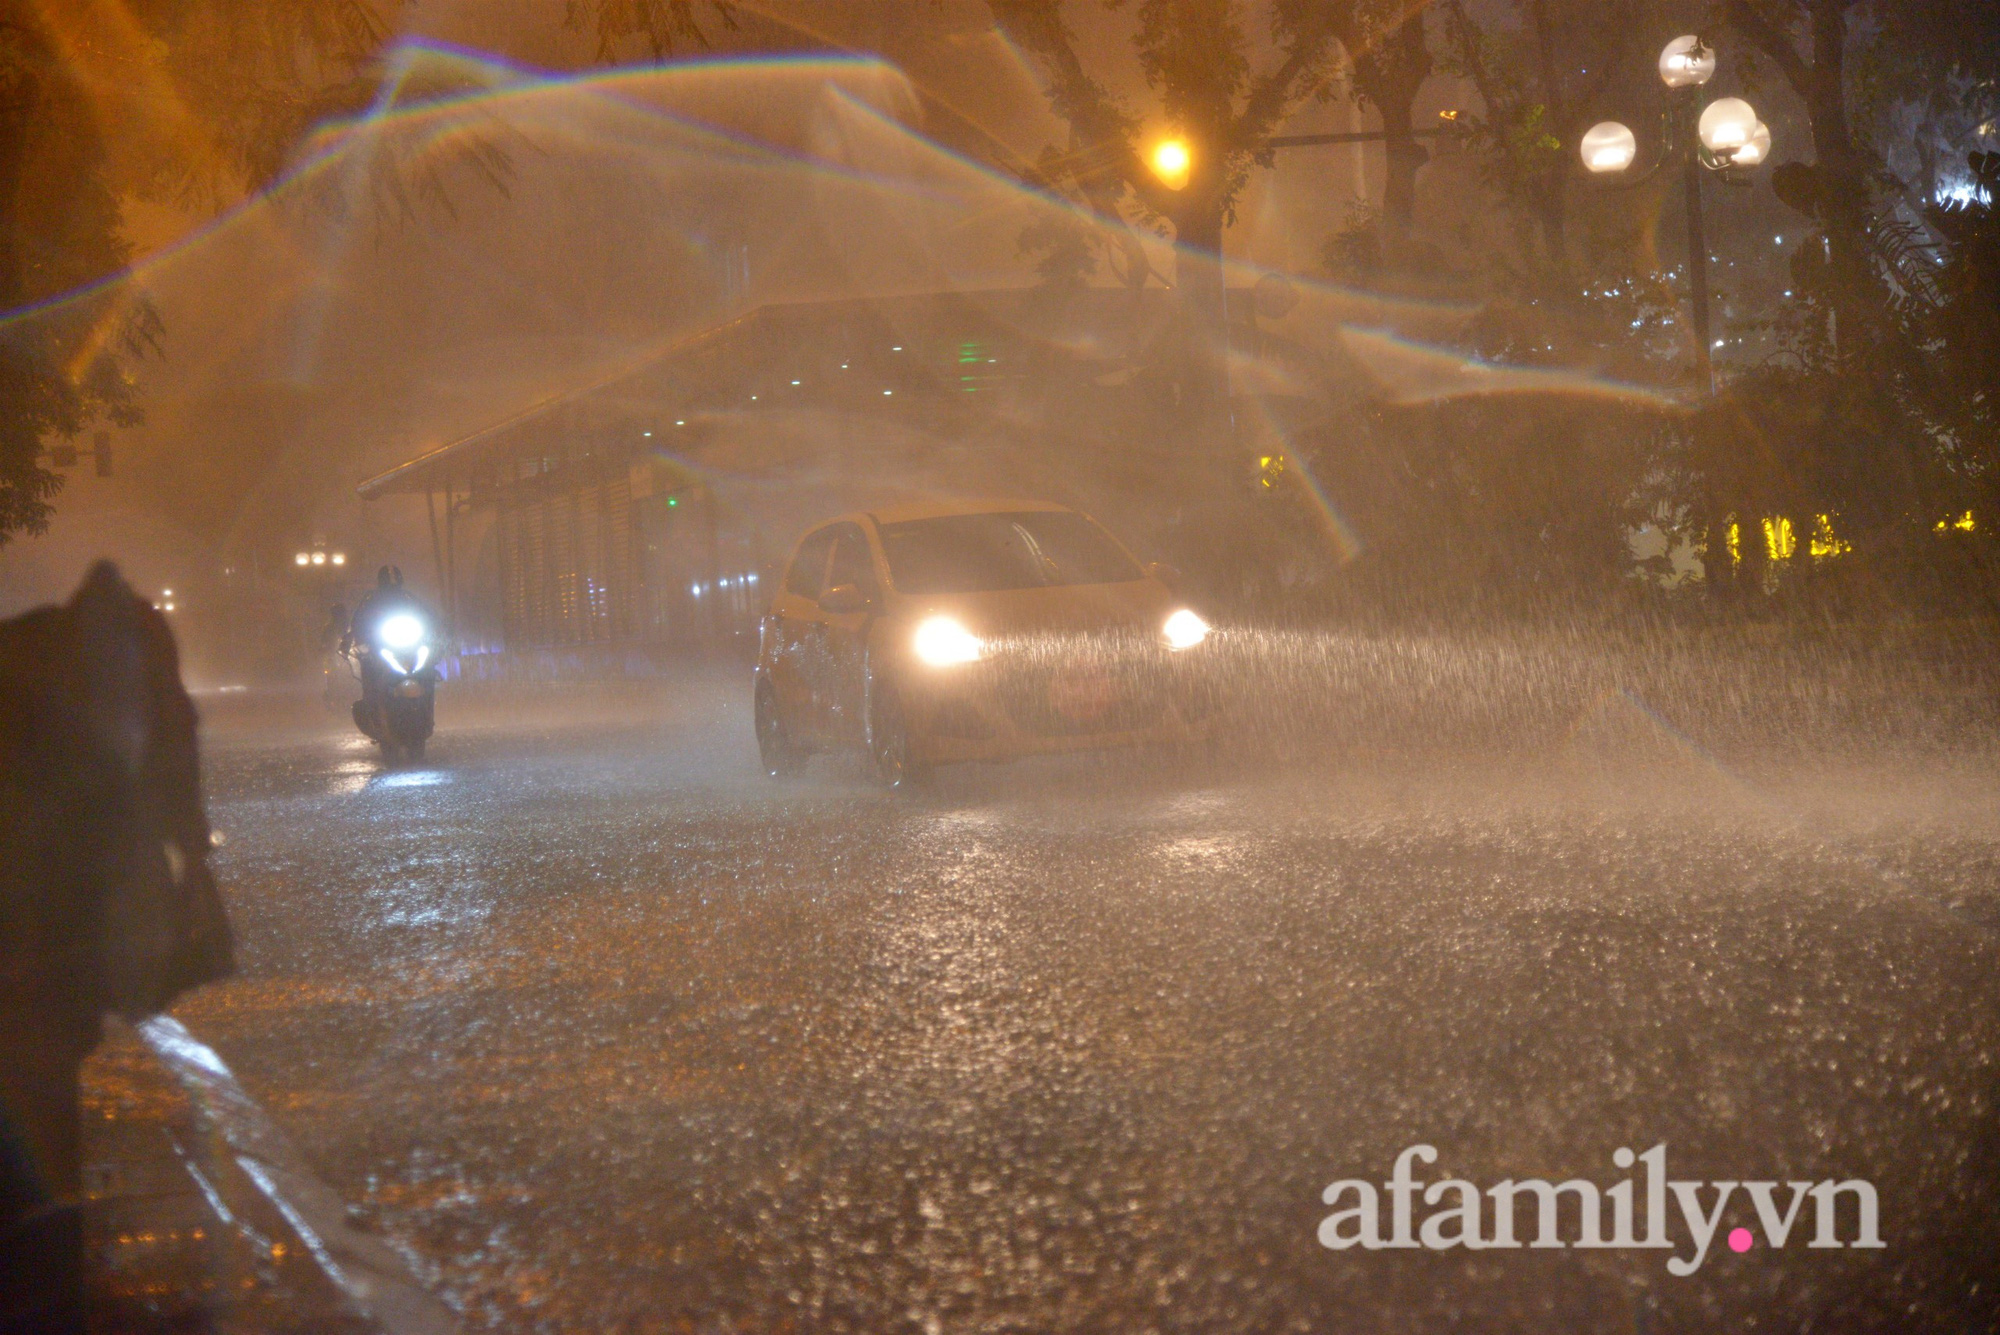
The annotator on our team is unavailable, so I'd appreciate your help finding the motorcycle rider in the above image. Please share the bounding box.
[342,567,437,753]
[342,567,423,656]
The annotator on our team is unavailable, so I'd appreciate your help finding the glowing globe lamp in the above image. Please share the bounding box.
[1580,121,1638,174]
[1698,98,1758,154]
[1731,121,1772,167]
[1658,36,1716,89]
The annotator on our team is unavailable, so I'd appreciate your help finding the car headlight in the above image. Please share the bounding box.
[913,616,983,667]
[378,614,425,650]
[1163,608,1210,651]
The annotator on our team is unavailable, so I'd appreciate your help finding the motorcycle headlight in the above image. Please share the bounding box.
[381,644,430,678]
[1163,608,1210,651]
[912,616,983,667]
[378,614,425,650]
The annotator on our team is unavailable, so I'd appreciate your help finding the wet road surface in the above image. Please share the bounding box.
[170,672,2000,1333]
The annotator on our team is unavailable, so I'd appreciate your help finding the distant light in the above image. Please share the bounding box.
[296,552,310,566]
[691,583,702,596]
[840,362,849,369]
[162,602,175,612]
[750,395,758,401]
[676,420,685,426]
[643,430,652,437]
[884,389,893,396]
[668,497,679,507]
[1713,339,1726,349]
[891,346,902,351]
[791,380,801,386]
[747,573,758,583]
[162,588,173,596]
[331,553,345,565]
[1775,236,1784,245]
[311,552,326,565]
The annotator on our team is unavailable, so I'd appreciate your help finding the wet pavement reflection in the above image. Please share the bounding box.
[167,673,2000,1332]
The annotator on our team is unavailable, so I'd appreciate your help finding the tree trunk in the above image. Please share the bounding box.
[1805,0,1872,364]
[1377,98,1427,240]
[1169,186,1230,455]
[0,62,52,545]
[1534,181,1569,272]
[1352,11,1433,246]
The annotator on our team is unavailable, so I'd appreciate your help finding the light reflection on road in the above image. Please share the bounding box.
[171,678,2000,1332]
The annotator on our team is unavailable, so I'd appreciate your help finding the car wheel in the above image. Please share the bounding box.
[755,677,804,778]
[868,679,928,791]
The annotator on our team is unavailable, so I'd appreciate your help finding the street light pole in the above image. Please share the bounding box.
[1580,37,1770,596]
[1682,120,1714,396]
[1581,37,1768,396]
[1680,123,1729,594]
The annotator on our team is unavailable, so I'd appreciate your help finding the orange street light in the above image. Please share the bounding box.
[1149,137,1191,191]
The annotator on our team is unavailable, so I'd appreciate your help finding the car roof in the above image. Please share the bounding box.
[858,497,1075,526]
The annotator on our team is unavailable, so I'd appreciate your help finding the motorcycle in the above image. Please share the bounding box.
[347,611,439,763]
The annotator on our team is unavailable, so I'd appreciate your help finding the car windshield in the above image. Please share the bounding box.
[877,511,1141,594]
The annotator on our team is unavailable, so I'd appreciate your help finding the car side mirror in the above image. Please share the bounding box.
[818,583,872,615]
[1146,561,1182,587]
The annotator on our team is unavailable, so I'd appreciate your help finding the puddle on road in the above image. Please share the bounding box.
[370,770,453,791]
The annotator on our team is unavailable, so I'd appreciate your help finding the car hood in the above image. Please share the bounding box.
[889,579,1180,640]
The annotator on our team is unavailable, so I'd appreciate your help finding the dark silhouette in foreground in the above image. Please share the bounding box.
[0,563,233,1333]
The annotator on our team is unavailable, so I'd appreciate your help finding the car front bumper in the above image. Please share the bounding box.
[899,649,1217,765]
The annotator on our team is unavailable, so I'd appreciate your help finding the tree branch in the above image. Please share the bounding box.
[1236,20,1337,149]
[989,1,1164,212]
[1723,0,1810,98]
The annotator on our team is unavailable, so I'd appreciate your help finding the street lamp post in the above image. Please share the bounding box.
[1580,37,1769,597]
[1683,112,1716,394]
[1580,37,1771,395]
[1155,118,1461,482]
